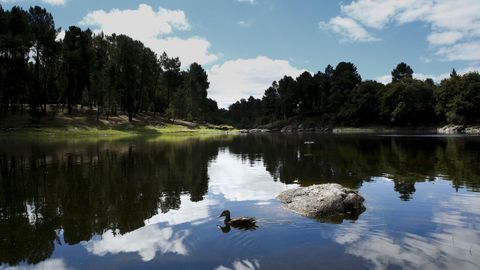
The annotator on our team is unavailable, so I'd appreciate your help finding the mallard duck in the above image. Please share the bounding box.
[218,210,257,231]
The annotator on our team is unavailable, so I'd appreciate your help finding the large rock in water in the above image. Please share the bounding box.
[277,184,366,223]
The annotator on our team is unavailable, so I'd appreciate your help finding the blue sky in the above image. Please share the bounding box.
[2,0,480,107]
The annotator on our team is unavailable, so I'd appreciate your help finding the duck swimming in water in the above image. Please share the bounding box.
[218,210,257,231]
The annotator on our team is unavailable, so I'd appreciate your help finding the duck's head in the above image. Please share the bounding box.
[219,210,230,218]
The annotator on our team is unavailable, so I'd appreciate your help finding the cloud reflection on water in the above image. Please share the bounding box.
[0,259,72,270]
[208,150,297,202]
[335,181,480,270]
[84,195,217,261]
[216,259,260,270]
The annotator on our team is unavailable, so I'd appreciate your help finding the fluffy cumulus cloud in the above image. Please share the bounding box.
[321,0,480,61]
[208,56,305,108]
[80,4,218,66]
[319,16,379,42]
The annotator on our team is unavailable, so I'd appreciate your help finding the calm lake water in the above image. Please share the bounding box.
[0,134,479,270]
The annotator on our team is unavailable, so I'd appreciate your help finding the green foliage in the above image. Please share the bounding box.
[0,5,218,124]
[391,62,413,82]
[436,71,480,124]
[228,96,263,128]
[342,81,383,126]
[380,79,436,126]
[223,62,478,128]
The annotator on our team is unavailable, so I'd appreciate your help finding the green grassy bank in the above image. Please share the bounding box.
[0,111,236,138]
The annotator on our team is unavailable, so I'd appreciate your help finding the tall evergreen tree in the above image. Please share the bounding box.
[28,6,59,115]
[391,62,414,82]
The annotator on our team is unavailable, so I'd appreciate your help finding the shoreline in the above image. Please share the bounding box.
[0,125,237,138]
[0,113,236,139]
[2,125,479,139]
[242,125,480,135]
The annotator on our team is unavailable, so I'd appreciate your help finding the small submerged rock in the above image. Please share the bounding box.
[277,184,366,223]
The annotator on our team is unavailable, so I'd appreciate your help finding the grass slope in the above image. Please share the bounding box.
[0,110,235,138]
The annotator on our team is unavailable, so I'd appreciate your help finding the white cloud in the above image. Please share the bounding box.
[41,0,66,5]
[324,0,480,62]
[80,4,218,66]
[320,16,379,42]
[436,42,480,61]
[208,56,305,108]
[208,150,297,201]
[340,0,420,29]
[238,20,252,27]
[427,32,463,46]
[145,37,218,67]
[55,30,65,42]
[236,0,257,5]
[80,4,189,41]
[375,74,392,85]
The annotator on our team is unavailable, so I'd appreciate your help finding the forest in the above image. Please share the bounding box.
[228,63,480,128]
[1,5,480,129]
[0,5,218,123]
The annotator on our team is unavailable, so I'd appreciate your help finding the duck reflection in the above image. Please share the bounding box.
[217,224,232,233]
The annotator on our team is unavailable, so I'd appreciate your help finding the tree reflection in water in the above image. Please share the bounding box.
[0,134,479,266]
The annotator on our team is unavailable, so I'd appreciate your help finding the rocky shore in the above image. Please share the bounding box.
[437,125,480,134]
[240,124,480,135]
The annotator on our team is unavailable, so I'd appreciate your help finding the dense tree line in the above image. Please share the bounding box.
[0,5,218,122]
[227,62,480,128]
